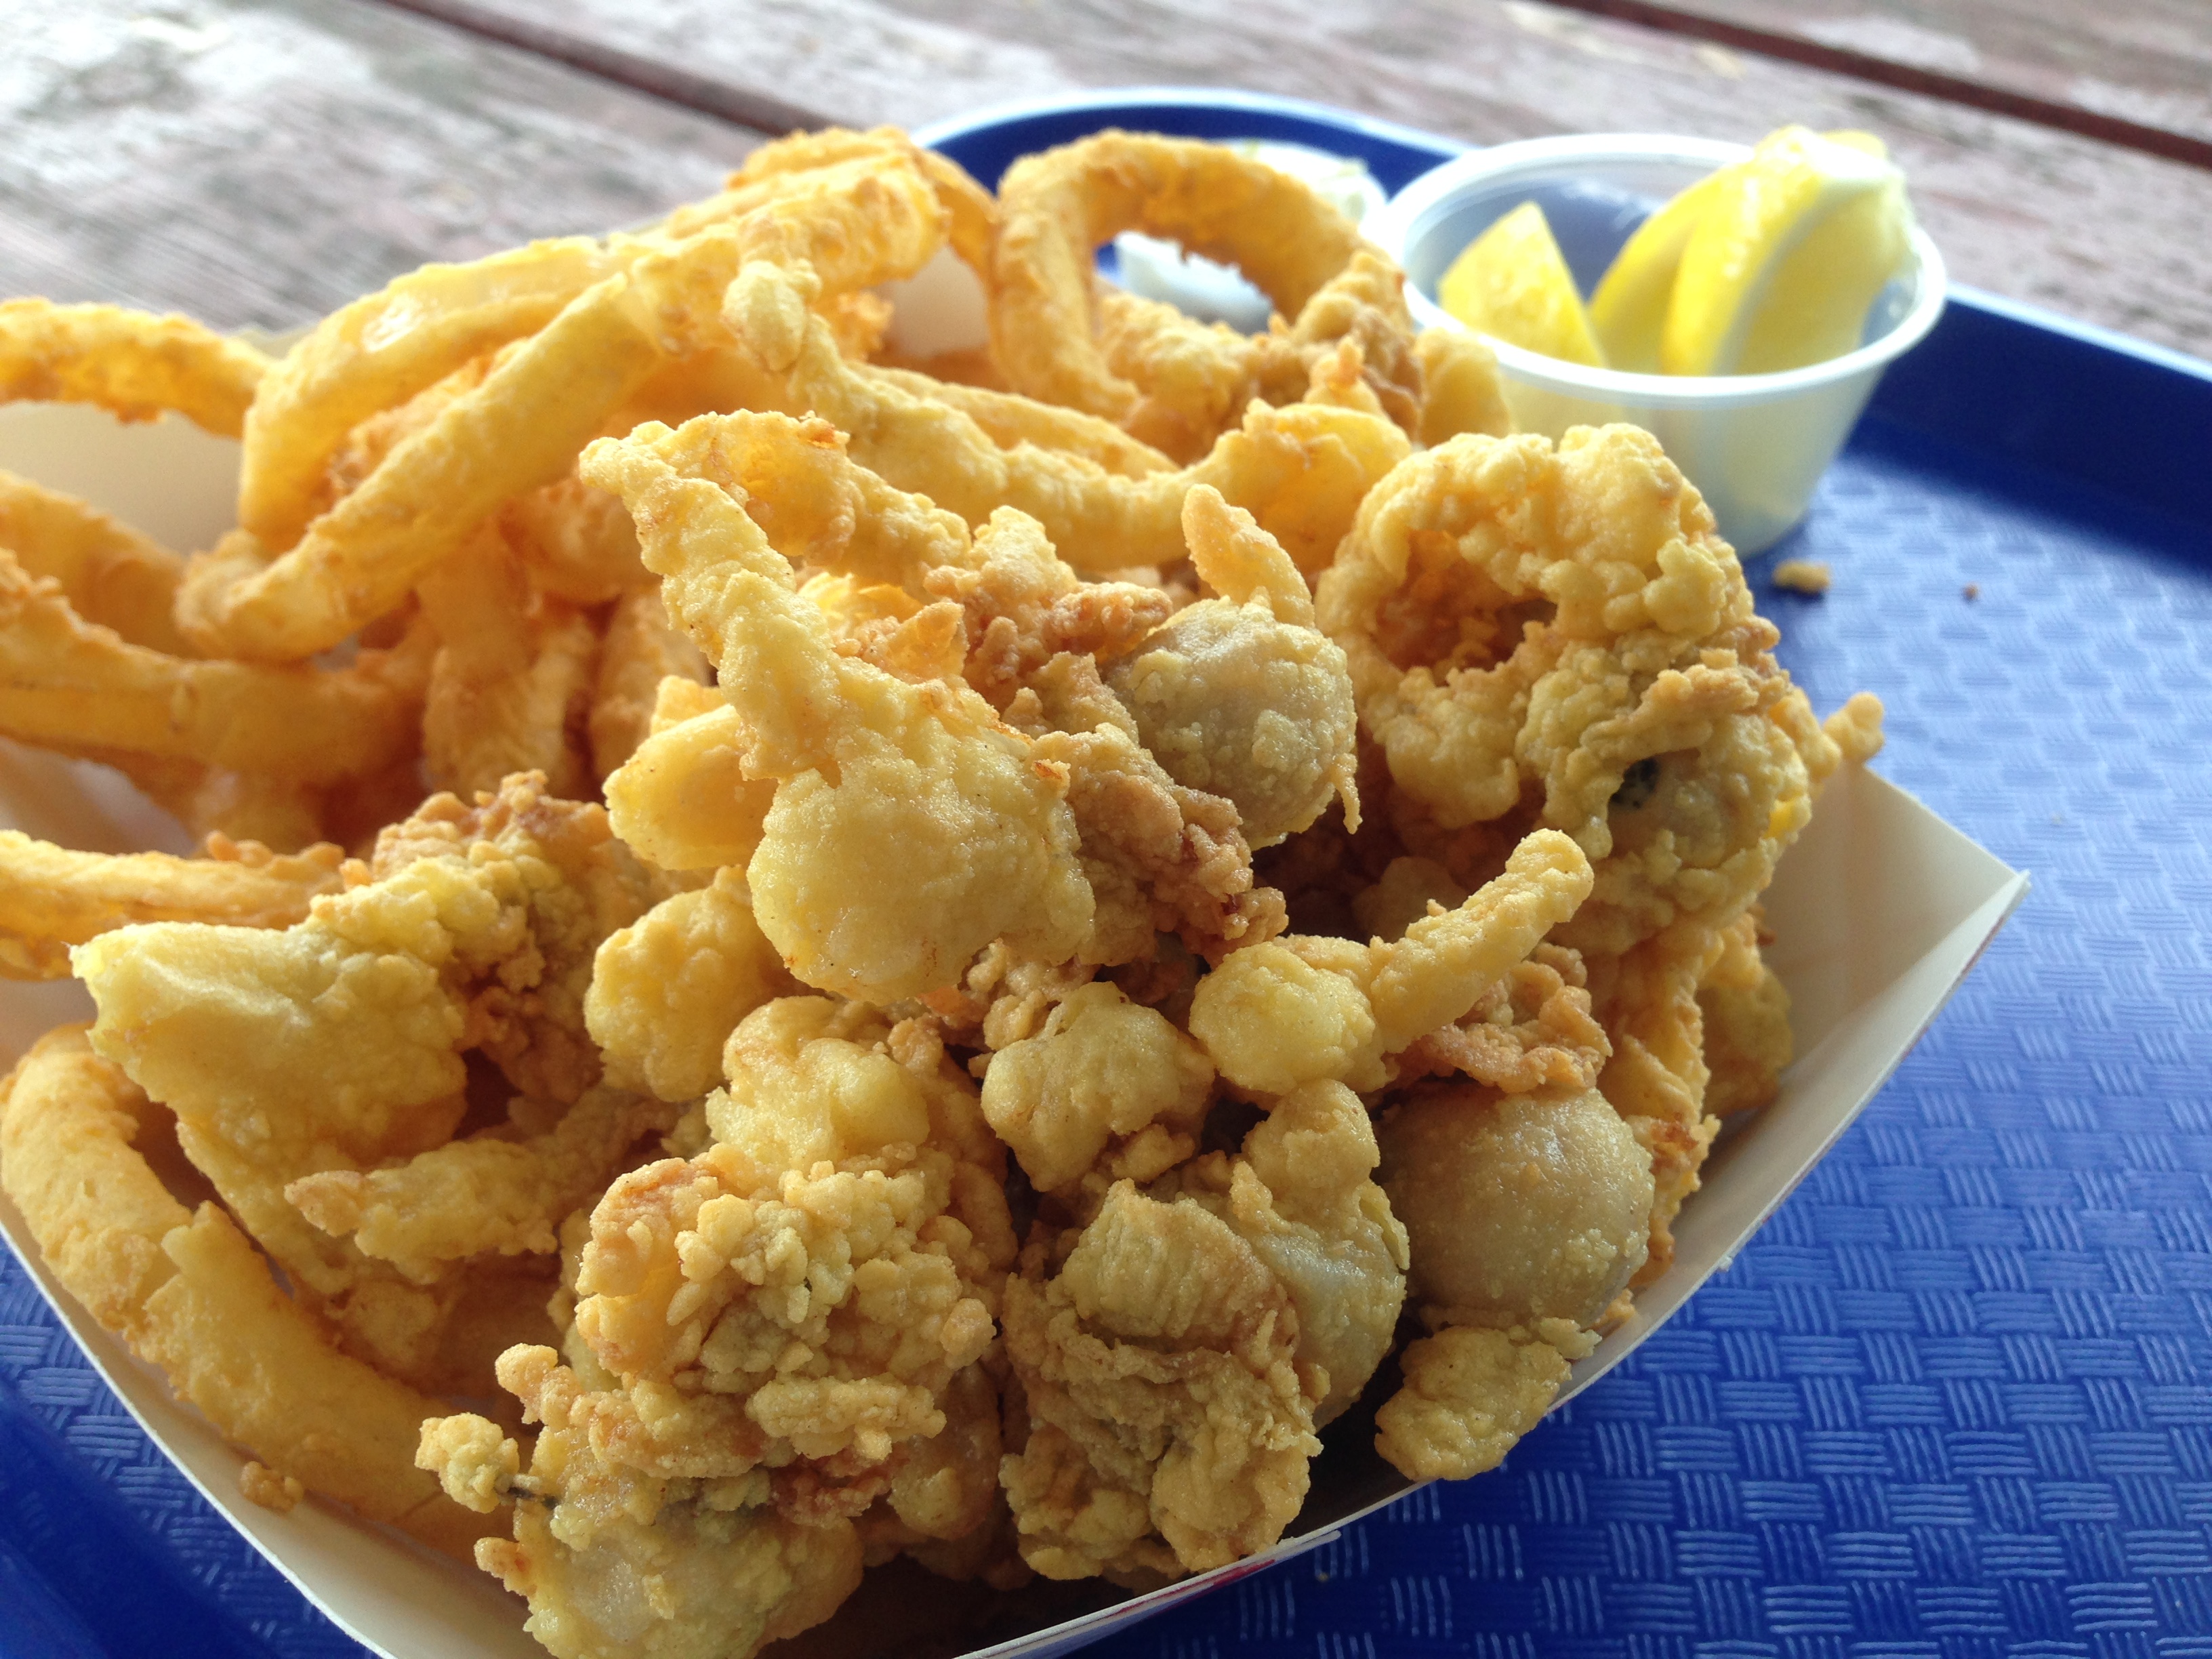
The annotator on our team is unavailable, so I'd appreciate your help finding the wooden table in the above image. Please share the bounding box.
[3,0,2208,359]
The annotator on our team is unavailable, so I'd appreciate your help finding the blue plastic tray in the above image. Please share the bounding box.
[6,93,2212,1659]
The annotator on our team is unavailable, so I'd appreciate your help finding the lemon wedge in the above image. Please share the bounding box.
[1436,201,1605,368]
[1586,169,1724,373]
[1660,127,1910,376]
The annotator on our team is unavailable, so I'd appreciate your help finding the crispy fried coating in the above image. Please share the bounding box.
[0,830,354,981]
[719,259,1412,577]
[284,1083,678,1279]
[1698,909,1792,1117]
[581,415,1092,1003]
[0,469,189,653]
[1374,1326,1567,1483]
[0,1029,491,1555]
[588,588,710,780]
[1000,1179,1320,1582]
[1107,487,1357,846]
[980,980,1215,1200]
[987,134,1420,459]
[429,1349,864,1659]
[586,868,796,1103]
[1162,1080,1408,1426]
[604,680,777,875]
[1188,828,1592,1095]
[0,298,268,434]
[419,529,599,801]
[1412,327,1514,448]
[74,777,662,1380]
[0,550,420,785]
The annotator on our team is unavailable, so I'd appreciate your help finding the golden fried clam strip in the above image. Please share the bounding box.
[0,1028,492,1555]
[863,366,1174,478]
[0,552,420,784]
[989,132,1364,439]
[283,1083,678,1281]
[419,529,600,800]
[238,239,624,550]
[1698,909,1792,1118]
[721,259,1412,575]
[1188,828,1594,1096]
[0,830,354,981]
[183,148,954,663]
[581,416,1093,1003]
[0,470,190,653]
[0,299,268,435]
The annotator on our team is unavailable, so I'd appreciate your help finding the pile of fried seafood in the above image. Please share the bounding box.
[0,127,1881,1658]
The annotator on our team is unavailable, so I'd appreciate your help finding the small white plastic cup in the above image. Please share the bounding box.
[1370,134,1947,554]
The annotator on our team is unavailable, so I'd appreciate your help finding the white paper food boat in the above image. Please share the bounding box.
[0,400,2026,1659]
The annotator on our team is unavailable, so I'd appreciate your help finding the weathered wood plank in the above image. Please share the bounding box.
[424,0,2212,359]
[1597,0,2212,150]
[0,0,762,331]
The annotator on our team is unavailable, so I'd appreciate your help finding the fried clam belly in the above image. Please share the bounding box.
[1698,908,1793,1118]
[1156,1079,1409,1427]
[1187,827,1593,1097]
[0,1028,494,1554]
[979,978,1217,1211]
[0,551,421,785]
[436,998,1015,1555]
[580,415,1093,1004]
[1316,424,1830,956]
[987,131,1422,458]
[71,777,664,1385]
[717,258,1412,578]
[420,1353,863,1659]
[0,298,268,434]
[584,866,798,1105]
[602,678,778,877]
[999,1177,1322,1585]
[184,144,955,663]
[1105,485,1357,848]
[1373,1084,1654,1479]
[0,830,354,981]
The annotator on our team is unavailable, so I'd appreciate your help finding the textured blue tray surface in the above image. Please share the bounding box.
[7,99,2212,1659]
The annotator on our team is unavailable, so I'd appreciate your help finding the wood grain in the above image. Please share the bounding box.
[1601,0,2212,149]
[426,0,2212,359]
[0,0,761,331]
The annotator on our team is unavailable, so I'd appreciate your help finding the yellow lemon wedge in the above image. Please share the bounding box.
[1660,126,1911,376]
[1436,201,1606,368]
[1586,168,1725,373]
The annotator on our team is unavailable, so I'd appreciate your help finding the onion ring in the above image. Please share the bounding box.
[0,300,267,435]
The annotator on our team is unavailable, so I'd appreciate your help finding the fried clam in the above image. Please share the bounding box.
[0,1027,494,1554]
[1105,485,1357,848]
[1314,423,1826,958]
[718,258,1413,577]
[0,550,422,784]
[182,142,957,663]
[987,131,1422,458]
[0,469,191,653]
[0,829,355,981]
[580,413,1094,1004]
[0,298,268,434]
[420,998,1014,1656]
[1187,827,1593,1097]
[73,775,669,1387]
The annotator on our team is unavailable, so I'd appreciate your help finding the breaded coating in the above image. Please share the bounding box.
[1374,1326,1567,1482]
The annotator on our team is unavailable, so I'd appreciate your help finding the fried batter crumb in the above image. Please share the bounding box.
[240,1460,306,1513]
[1771,558,1832,594]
